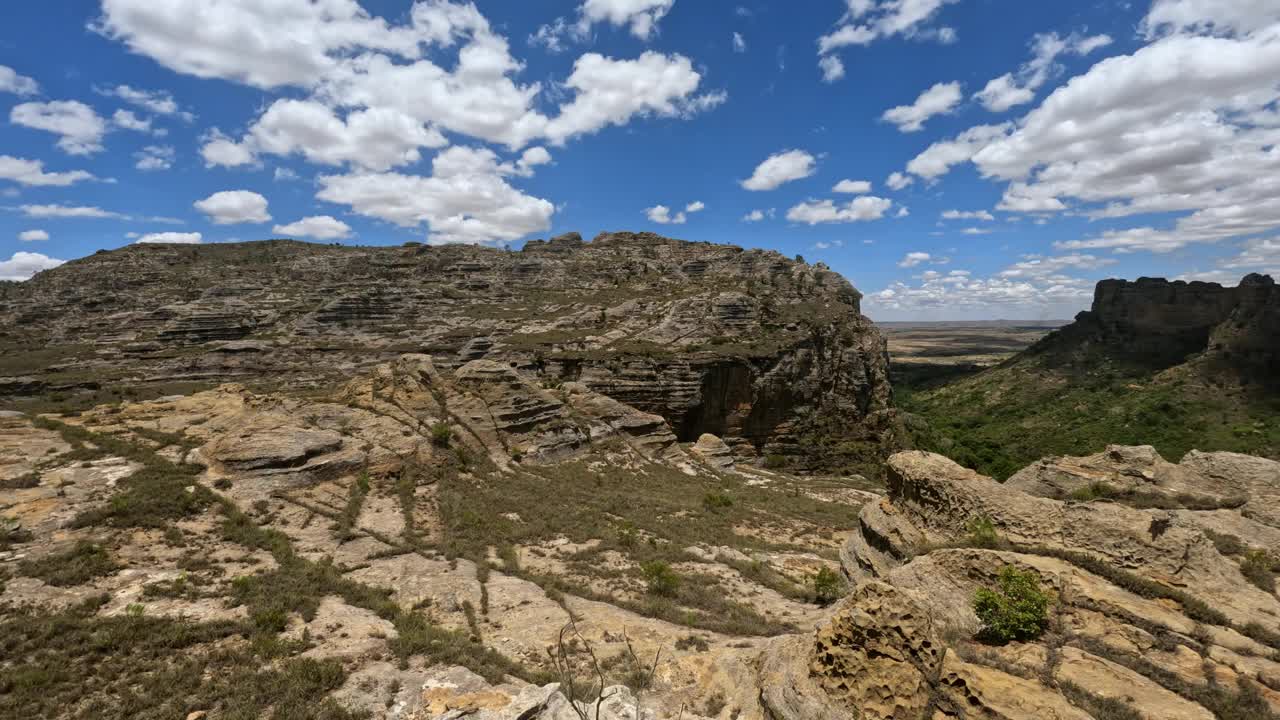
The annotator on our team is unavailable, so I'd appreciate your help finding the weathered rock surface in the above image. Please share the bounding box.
[0,233,895,463]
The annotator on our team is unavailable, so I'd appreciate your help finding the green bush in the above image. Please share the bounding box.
[811,567,846,606]
[701,492,734,512]
[966,515,1001,548]
[973,566,1050,643]
[1240,550,1279,593]
[762,454,787,469]
[641,561,680,597]
[430,422,453,447]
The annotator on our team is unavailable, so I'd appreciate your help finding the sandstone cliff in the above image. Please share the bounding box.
[1031,273,1280,380]
[0,232,894,464]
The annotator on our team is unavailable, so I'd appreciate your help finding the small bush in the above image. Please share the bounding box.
[1,516,34,550]
[429,423,453,447]
[1068,481,1116,502]
[762,454,787,469]
[811,566,846,606]
[973,566,1050,643]
[641,561,680,597]
[701,492,734,512]
[1241,550,1279,593]
[966,515,1001,548]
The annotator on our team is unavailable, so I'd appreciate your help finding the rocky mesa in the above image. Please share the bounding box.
[0,232,895,467]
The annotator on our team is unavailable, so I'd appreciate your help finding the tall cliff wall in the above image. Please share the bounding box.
[1030,273,1279,380]
[0,232,894,459]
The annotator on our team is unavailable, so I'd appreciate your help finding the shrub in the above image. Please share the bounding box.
[641,561,680,597]
[430,422,453,447]
[966,515,1001,548]
[811,566,846,606]
[973,566,1050,643]
[1068,481,1116,502]
[701,492,734,512]
[19,541,120,587]
[1240,549,1278,593]
[763,454,787,469]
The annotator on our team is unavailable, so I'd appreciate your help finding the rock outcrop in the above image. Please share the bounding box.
[1030,273,1279,379]
[0,232,894,463]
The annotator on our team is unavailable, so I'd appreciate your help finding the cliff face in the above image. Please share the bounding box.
[0,232,893,459]
[1033,273,1279,381]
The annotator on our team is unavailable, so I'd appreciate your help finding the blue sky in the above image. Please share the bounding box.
[2,0,1279,320]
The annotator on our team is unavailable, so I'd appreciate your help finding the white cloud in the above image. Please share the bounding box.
[10,101,109,155]
[194,190,271,225]
[216,99,447,172]
[685,200,705,213]
[0,156,96,186]
[886,171,914,190]
[817,0,959,79]
[19,204,129,220]
[543,52,725,146]
[787,195,893,224]
[316,145,554,245]
[646,204,684,224]
[742,149,816,191]
[742,208,774,222]
[0,251,64,281]
[975,32,1114,113]
[18,230,48,242]
[111,109,152,133]
[199,129,257,168]
[998,253,1117,278]
[813,239,845,250]
[274,168,301,182]
[533,0,674,49]
[897,251,933,268]
[1142,0,1280,38]
[516,146,552,175]
[581,0,674,39]
[733,32,746,52]
[905,122,1010,179]
[818,55,846,83]
[0,65,39,96]
[273,215,352,240]
[882,81,962,132]
[961,227,992,235]
[136,231,202,244]
[941,209,994,221]
[833,179,872,194]
[98,84,192,120]
[135,145,175,171]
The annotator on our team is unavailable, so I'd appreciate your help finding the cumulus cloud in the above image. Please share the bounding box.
[742,208,774,222]
[886,171,914,190]
[818,55,845,83]
[733,32,746,52]
[10,101,109,155]
[742,149,816,191]
[976,32,1113,113]
[194,190,271,224]
[882,81,962,132]
[0,65,39,96]
[787,196,893,224]
[818,0,958,79]
[868,255,1104,317]
[111,109,153,133]
[0,156,96,186]
[1142,0,1280,38]
[904,122,1010,180]
[135,145,175,171]
[941,209,994,221]
[543,52,725,146]
[833,179,872,194]
[18,230,48,242]
[136,231,203,244]
[897,251,933,268]
[645,199,704,225]
[0,251,64,281]
[273,215,353,240]
[532,0,674,49]
[207,99,447,171]
[316,146,554,245]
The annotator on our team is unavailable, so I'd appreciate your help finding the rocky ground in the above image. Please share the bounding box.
[2,348,1279,719]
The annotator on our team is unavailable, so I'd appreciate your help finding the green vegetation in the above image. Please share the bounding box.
[429,422,453,446]
[640,561,680,597]
[0,517,33,551]
[811,566,846,606]
[18,541,119,587]
[965,516,1000,548]
[332,472,370,542]
[1240,550,1279,594]
[0,596,364,720]
[973,566,1051,643]
[902,365,1280,480]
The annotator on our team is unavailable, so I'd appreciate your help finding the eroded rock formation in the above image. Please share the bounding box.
[0,232,894,462]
